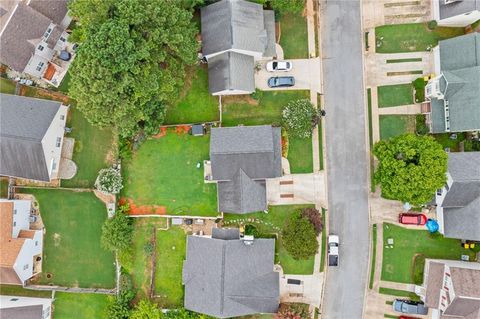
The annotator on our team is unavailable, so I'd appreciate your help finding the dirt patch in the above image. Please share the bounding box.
[175,125,191,135]
[119,198,166,215]
[19,85,70,104]
[53,233,61,247]
[152,127,167,139]
[222,94,259,106]
[94,189,115,205]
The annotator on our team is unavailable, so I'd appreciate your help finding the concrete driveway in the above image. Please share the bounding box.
[255,58,321,93]
[278,265,324,307]
[266,172,326,207]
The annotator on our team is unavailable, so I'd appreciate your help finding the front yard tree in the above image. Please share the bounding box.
[282,99,319,138]
[301,207,322,235]
[373,134,447,205]
[69,0,199,137]
[101,205,133,252]
[282,211,318,260]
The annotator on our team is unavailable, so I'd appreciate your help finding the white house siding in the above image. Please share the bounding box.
[212,89,253,96]
[13,240,35,283]
[59,13,72,30]
[10,200,31,238]
[41,104,68,180]
[205,48,264,61]
[53,30,69,52]
[433,46,441,76]
[23,54,50,78]
[438,11,480,27]
[0,295,52,319]
[432,0,440,22]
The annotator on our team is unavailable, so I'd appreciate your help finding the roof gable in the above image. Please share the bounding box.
[448,152,480,181]
[28,0,68,26]
[439,33,480,71]
[207,51,255,94]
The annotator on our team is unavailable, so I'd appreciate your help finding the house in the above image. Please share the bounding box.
[434,152,480,241]
[0,93,69,182]
[424,33,480,133]
[0,295,52,319]
[0,0,73,86]
[416,259,480,319]
[201,0,276,95]
[206,125,282,213]
[432,0,480,27]
[182,228,279,318]
[0,199,44,285]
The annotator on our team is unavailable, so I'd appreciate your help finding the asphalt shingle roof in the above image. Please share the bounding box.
[28,0,68,26]
[438,0,480,20]
[0,305,44,319]
[207,51,255,94]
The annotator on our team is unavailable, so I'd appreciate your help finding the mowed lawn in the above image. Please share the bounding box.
[154,226,186,307]
[381,223,476,284]
[379,115,415,140]
[375,23,465,53]
[224,205,316,275]
[0,77,16,94]
[164,66,219,124]
[122,131,218,216]
[377,84,413,108]
[288,136,313,174]
[280,13,309,59]
[53,292,109,319]
[27,189,115,288]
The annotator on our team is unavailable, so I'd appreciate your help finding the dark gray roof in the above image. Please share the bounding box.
[0,305,44,319]
[0,4,52,72]
[182,235,279,318]
[200,0,276,57]
[28,0,68,26]
[212,228,240,240]
[217,170,267,213]
[207,51,255,94]
[0,93,62,181]
[263,10,276,57]
[438,0,480,20]
[430,98,446,133]
[46,25,63,49]
[448,152,480,181]
[439,33,480,71]
[425,262,444,308]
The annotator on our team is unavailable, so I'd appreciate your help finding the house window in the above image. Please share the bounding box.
[56,137,62,147]
[59,36,66,42]
[38,45,44,51]
[44,27,52,38]
[60,115,65,120]
[13,221,16,226]
[437,189,442,196]
[23,264,29,270]
[36,61,45,72]
[10,298,18,301]
[35,241,38,246]
[14,209,17,215]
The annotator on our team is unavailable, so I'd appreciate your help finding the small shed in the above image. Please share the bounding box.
[191,124,204,136]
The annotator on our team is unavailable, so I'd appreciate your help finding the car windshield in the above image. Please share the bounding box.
[272,62,278,68]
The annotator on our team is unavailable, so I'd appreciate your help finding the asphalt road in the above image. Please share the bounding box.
[320,0,370,318]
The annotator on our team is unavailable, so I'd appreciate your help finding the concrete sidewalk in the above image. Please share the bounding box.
[378,104,421,115]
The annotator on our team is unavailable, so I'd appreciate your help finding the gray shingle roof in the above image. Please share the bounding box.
[0,305,44,319]
[439,33,480,71]
[0,93,62,181]
[200,0,276,57]
[448,152,480,181]
[212,228,240,240]
[425,261,444,308]
[28,0,68,26]
[0,4,51,72]
[182,235,279,318]
[438,0,480,20]
[207,51,255,94]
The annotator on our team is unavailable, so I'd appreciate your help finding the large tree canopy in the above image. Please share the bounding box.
[69,0,199,137]
[373,134,447,205]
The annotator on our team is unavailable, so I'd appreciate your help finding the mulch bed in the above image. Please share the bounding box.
[119,198,166,216]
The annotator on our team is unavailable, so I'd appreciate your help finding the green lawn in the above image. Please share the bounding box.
[164,66,219,124]
[280,13,309,59]
[0,285,52,298]
[58,71,71,94]
[61,104,115,188]
[288,136,313,174]
[0,178,7,198]
[318,120,324,170]
[0,77,16,94]
[319,209,327,272]
[381,223,476,284]
[375,23,465,53]
[379,287,420,301]
[433,133,466,152]
[154,226,186,307]
[377,84,413,108]
[53,292,109,319]
[26,189,115,288]
[379,115,415,140]
[369,224,378,289]
[122,131,218,216]
[224,205,316,275]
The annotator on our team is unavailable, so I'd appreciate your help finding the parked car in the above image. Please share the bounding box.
[266,60,292,72]
[398,213,427,225]
[393,300,428,315]
[267,76,295,88]
[399,316,421,319]
[328,235,339,266]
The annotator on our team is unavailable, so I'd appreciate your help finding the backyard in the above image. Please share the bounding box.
[26,188,116,288]
[377,84,413,108]
[379,115,415,140]
[375,23,465,53]
[381,223,476,284]
[122,130,218,216]
[164,66,219,124]
[53,292,109,319]
[279,13,309,59]
[223,204,316,275]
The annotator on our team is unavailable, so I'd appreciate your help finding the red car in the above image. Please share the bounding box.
[399,316,421,319]
[399,213,427,225]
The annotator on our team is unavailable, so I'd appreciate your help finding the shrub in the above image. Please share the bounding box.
[276,303,311,319]
[415,114,428,135]
[144,242,154,256]
[251,88,263,100]
[95,167,123,194]
[412,254,426,285]
[281,128,289,158]
[300,207,322,235]
[282,99,319,138]
[282,211,318,260]
[427,20,438,30]
[101,205,134,252]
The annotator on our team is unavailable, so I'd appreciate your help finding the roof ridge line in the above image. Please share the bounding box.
[220,241,226,315]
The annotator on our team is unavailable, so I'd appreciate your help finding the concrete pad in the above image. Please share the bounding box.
[277,265,324,307]
[266,172,326,207]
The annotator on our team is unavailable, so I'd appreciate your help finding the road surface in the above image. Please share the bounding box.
[320,0,370,318]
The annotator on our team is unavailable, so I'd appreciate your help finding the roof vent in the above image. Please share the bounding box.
[242,235,254,246]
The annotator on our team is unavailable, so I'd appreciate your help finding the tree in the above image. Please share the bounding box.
[162,308,213,318]
[101,205,133,252]
[130,300,161,319]
[270,0,305,14]
[104,272,135,319]
[282,99,319,138]
[300,207,322,235]
[68,0,199,137]
[95,167,123,194]
[282,211,318,260]
[373,134,447,205]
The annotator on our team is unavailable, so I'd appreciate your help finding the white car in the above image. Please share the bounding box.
[266,60,292,72]
[328,235,339,266]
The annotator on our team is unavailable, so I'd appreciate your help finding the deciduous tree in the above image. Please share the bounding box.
[101,205,133,252]
[282,211,318,260]
[282,99,319,138]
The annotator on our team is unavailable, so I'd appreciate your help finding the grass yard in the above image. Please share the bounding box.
[319,209,327,272]
[377,84,413,108]
[53,292,109,319]
[62,104,115,188]
[287,136,313,174]
[154,226,186,307]
[27,189,115,288]
[57,71,71,94]
[223,205,316,275]
[379,287,420,301]
[375,23,465,53]
[433,133,466,152]
[369,224,378,289]
[379,115,415,140]
[280,13,309,59]
[381,223,476,284]
[0,285,52,298]
[164,66,219,124]
[0,178,7,198]
[122,130,217,216]
[0,77,16,94]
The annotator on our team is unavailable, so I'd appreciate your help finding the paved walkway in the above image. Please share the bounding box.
[378,104,421,115]
[363,0,432,29]
[379,280,416,292]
